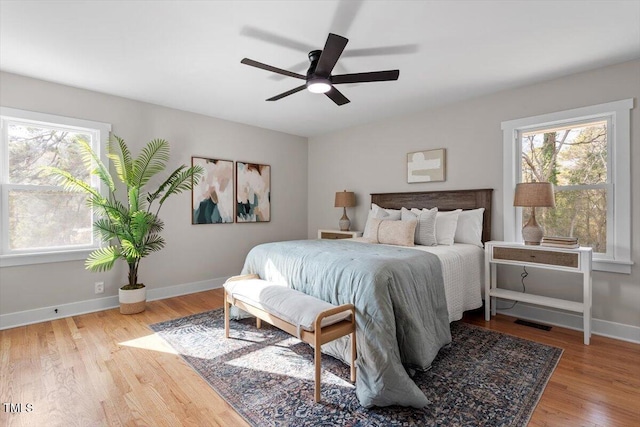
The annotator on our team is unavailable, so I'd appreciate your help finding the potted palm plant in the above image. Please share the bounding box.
[49,135,203,314]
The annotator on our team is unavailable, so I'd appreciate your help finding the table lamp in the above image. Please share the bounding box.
[334,190,356,231]
[513,182,555,245]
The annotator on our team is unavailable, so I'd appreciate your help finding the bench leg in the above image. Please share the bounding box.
[256,318,262,329]
[224,289,230,339]
[314,334,321,403]
[350,330,357,383]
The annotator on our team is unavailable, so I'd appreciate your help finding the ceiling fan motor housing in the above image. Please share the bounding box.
[306,49,331,92]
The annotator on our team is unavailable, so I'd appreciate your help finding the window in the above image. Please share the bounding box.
[0,108,111,267]
[502,99,633,274]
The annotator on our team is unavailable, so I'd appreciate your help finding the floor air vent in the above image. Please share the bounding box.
[515,319,552,331]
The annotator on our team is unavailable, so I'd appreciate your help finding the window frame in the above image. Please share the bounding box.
[0,107,112,267]
[502,99,633,274]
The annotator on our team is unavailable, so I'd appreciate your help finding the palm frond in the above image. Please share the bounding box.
[108,135,134,186]
[132,139,170,188]
[85,246,121,272]
[45,167,102,198]
[92,218,120,241]
[128,186,140,212]
[120,239,142,259]
[140,234,165,257]
[146,165,186,206]
[130,211,155,243]
[147,216,164,235]
[158,165,205,207]
[78,138,115,193]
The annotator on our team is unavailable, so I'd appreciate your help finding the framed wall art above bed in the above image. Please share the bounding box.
[407,148,446,183]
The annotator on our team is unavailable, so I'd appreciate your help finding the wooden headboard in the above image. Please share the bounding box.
[370,188,493,243]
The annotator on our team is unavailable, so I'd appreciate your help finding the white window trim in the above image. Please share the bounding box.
[501,99,633,274]
[0,107,111,267]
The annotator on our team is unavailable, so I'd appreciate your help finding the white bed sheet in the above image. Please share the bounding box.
[352,238,484,321]
[407,243,484,322]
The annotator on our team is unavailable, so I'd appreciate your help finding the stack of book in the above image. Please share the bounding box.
[541,236,579,248]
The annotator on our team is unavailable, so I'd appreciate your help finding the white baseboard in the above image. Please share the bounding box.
[4,282,639,345]
[497,303,640,344]
[0,277,228,331]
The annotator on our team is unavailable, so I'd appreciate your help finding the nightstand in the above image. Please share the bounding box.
[484,241,593,344]
[317,229,362,239]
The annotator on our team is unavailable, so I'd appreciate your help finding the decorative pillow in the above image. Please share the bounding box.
[401,207,438,246]
[454,208,485,247]
[366,218,417,247]
[435,209,462,245]
[363,207,390,239]
[371,203,401,220]
[364,203,402,239]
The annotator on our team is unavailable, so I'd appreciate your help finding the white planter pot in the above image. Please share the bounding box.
[119,286,146,314]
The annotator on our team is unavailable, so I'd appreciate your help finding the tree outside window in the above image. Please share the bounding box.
[520,120,609,253]
[1,108,110,266]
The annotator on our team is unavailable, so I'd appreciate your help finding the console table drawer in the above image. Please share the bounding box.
[493,246,578,268]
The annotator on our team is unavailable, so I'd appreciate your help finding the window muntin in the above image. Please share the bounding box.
[1,108,111,265]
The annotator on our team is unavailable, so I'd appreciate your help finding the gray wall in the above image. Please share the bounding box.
[308,60,640,329]
[0,72,308,316]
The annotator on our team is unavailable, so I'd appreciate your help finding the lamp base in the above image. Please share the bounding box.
[339,208,351,231]
[522,209,543,245]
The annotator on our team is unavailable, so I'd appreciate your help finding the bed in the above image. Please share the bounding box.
[240,189,493,408]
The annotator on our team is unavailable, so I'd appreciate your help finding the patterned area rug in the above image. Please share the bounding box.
[150,309,562,426]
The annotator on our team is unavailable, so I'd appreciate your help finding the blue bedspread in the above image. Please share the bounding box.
[241,239,451,408]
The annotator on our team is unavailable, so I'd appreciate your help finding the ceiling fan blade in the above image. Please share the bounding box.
[241,58,305,80]
[315,33,348,77]
[325,86,350,106]
[240,26,315,53]
[266,85,307,101]
[342,44,418,58]
[269,60,310,81]
[332,70,400,84]
[329,0,363,36]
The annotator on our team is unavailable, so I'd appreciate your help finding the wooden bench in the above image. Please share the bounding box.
[223,274,356,403]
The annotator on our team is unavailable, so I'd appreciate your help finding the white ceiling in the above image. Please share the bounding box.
[1,1,639,137]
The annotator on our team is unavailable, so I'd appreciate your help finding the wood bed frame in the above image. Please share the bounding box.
[371,188,493,243]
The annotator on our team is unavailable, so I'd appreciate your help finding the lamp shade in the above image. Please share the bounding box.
[513,182,555,208]
[335,190,356,208]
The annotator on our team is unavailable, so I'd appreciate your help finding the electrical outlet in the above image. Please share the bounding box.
[94,282,104,294]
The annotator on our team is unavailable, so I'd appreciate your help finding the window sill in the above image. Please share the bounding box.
[593,259,633,274]
[0,249,94,267]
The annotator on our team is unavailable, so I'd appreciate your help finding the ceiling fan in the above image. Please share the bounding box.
[241,33,400,106]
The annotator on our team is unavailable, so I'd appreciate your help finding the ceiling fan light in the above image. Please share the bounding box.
[307,79,331,94]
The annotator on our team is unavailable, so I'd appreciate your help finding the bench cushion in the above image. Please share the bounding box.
[224,279,351,335]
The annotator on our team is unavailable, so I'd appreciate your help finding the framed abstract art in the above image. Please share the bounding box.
[407,148,446,183]
[192,157,234,224]
[236,161,270,222]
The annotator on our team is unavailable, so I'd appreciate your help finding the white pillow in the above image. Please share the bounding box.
[371,203,401,220]
[401,207,438,246]
[435,209,461,245]
[454,208,485,247]
[364,204,401,239]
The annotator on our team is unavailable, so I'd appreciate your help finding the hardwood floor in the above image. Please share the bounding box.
[1,289,638,426]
